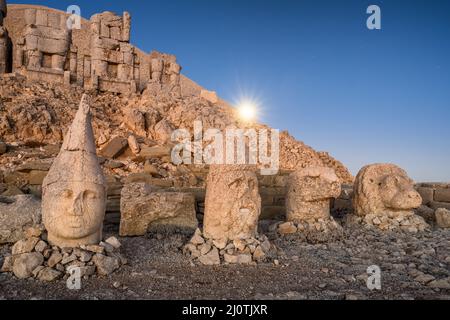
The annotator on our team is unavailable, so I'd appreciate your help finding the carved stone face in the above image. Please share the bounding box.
[378,174,422,210]
[204,165,261,240]
[42,181,106,244]
[353,163,423,216]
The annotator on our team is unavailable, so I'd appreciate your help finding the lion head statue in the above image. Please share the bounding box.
[353,163,422,216]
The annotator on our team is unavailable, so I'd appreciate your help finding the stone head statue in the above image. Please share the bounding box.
[42,94,106,247]
[286,166,341,222]
[203,165,261,241]
[353,163,422,217]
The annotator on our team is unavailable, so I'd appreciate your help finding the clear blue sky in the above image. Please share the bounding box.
[8,0,450,181]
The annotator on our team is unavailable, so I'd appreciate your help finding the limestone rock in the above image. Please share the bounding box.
[11,236,40,255]
[47,252,62,268]
[203,165,261,241]
[100,136,128,159]
[105,236,121,249]
[42,94,106,247]
[197,247,220,265]
[12,252,44,279]
[435,208,450,228]
[119,183,198,236]
[37,267,61,281]
[92,253,120,276]
[0,195,41,244]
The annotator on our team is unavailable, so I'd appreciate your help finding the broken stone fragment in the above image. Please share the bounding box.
[105,236,121,249]
[92,253,120,276]
[37,267,62,281]
[13,252,44,279]
[11,237,40,255]
[197,247,220,265]
[47,252,62,268]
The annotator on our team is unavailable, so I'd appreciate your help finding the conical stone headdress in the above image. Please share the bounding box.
[43,94,105,187]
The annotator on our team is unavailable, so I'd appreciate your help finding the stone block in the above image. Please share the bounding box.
[435,188,450,203]
[35,10,48,26]
[139,145,171,159]
[28,170,48,185]
[416,187,434,205]
[47,12,61,29]
[99,136,128,158]
[119,183,198,236]
[430,201,450,211]
[25,9,36,25]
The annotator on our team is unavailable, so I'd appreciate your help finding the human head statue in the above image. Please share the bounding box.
[203,165,261,240]
[353,163,422,217]
[42,94,106,247]
[286,166,341,222]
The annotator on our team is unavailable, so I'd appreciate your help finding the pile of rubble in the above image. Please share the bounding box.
[183,229,276,265]
[345,212,429,233]
[274,218,343,243]
[0,226,126,281]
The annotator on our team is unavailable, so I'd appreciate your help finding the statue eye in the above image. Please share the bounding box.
[61,189,73,198]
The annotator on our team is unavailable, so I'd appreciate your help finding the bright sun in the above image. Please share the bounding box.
[237,100,258,122]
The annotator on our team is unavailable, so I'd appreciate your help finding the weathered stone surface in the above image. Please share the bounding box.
[430,201,450,211]
[42,95,106,247]
[351,164,428,232]
[153,119,174,144]
[434,188,450,203]
[200,90,218,104]
[435,208,450,228]
[416,187,434,205]
[119,183,198,236]
[139,145,171,159]
[12,252,44,279]
[47,252,62,268]
[286,166,340,222]
[197,247,220,265]
[92,253,120,276]
[105,236,121,249]
[127,134,140,155]
[37,267,61,281]
[11,236,39,255]
[0,195,41,244]
[100,136,128,159]
[203,165,261,241]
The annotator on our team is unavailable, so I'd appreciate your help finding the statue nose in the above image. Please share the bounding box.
[71,193,84,216]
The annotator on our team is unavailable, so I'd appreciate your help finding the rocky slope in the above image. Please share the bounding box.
[0,73,353,186]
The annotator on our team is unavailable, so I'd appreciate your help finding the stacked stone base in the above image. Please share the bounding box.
[1,226,127,281]
[345,212,429,233]
[183,229,275,265]
[275,218,343,243]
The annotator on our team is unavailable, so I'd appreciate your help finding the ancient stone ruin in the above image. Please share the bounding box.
[42,94,106,247]
[119,182,198,236]
[349,163,429,232]
[2,3,181,94]
[276,166,343,242]
[184,165,276,265]
[203,165,261,241]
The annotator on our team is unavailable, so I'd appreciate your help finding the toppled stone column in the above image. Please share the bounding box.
[42,94,107,247]
[203,165,261,241]
[119,183,198,236]
[277,166,342,242]
[349,163,428,232]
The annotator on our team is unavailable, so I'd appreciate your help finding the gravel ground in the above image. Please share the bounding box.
[1,220,450,300]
